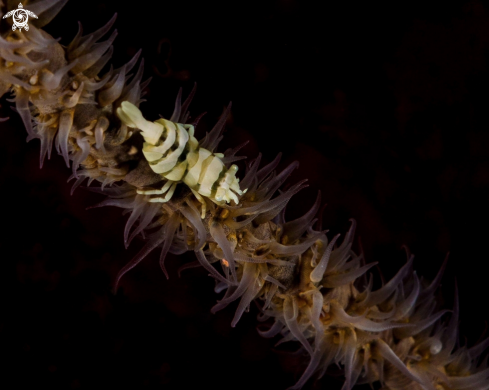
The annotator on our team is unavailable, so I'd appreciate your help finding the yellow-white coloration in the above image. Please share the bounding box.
[117,102,246,217]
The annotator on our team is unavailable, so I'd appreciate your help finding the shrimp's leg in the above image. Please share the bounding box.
[190,189,207,218]
[163,182,178,202]
[137,180,173,196]
[148,182,179,203]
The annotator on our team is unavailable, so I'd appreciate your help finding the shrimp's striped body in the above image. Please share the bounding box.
[117,101,246,217]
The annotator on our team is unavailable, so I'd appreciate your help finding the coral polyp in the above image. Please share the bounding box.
[1,1,488,389]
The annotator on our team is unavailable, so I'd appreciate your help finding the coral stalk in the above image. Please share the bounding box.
[1,1,488,389]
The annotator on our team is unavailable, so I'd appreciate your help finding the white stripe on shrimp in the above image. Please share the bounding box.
[117,101,246,217]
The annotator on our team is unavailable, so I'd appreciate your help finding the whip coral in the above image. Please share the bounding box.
[2,1,489,389]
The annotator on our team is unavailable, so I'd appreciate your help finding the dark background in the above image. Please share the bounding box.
[1,0,489,389]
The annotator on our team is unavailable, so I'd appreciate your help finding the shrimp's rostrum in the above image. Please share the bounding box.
[117,102,246,217]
